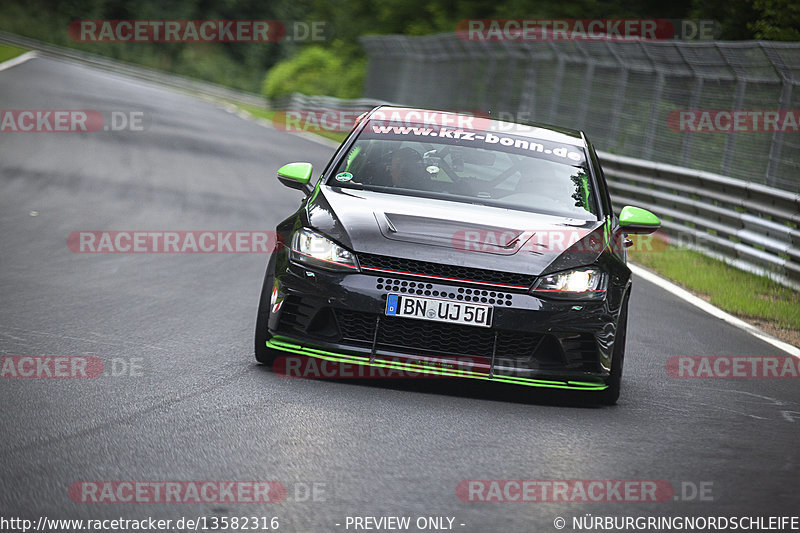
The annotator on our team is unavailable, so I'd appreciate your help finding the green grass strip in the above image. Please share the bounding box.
[629,243,800,331]
[0,43,28,63]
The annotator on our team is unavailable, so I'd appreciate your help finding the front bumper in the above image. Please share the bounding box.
[266,259,620,390]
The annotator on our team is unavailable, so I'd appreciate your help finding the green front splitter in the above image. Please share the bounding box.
[266,337,607,391]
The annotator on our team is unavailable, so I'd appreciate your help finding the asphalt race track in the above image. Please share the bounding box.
[1,56,798,532]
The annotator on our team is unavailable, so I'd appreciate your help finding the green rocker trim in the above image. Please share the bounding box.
[266,337,607,391]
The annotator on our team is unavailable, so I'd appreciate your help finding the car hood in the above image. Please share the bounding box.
[306,186,608,277]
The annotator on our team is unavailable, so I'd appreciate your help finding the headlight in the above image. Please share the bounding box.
[532,267,605,299]
[291,228,359,272]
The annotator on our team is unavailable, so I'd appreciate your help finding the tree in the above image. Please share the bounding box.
[749,0,800,40]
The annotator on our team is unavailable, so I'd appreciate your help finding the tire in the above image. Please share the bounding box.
[596,301,628,405]
[254,256,281,366]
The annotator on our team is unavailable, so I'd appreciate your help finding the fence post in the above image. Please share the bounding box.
[546,42,565,124]
[603,41,628,153]
[517,43,540,123]
[575,42,594,131]
[641,43,664,161]
[718,43,746,177]
[762,42,794,188]
[676,44,704,167]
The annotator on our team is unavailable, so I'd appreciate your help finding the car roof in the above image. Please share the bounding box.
[368,106,586,147]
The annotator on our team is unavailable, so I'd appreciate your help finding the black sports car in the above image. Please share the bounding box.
[255,107,660,404]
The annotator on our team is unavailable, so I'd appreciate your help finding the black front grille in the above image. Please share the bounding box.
[335,309,543,360]
[379,316,496,358]
[376,277,515,306]
[358,253,534,289]
[336,309,377,347]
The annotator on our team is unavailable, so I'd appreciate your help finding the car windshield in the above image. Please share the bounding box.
[328,119,598,220]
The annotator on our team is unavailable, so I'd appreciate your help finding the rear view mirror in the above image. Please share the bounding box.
[618,206,661,234]
[461,149,496,167]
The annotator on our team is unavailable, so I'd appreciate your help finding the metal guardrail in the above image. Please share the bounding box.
[276,94,800,289]
[270,93,394,112]
[0,31,267,107]
[598,152,800,289]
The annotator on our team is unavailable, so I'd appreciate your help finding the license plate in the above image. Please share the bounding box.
[385,294,492,328]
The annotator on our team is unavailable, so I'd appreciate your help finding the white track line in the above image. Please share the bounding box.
[0,50,38,72]
[629,263,800,358]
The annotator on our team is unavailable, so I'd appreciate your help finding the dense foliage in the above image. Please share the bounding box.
[1,0,796,98]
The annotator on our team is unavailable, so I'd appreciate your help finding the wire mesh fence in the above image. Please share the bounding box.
[360,34,800,193]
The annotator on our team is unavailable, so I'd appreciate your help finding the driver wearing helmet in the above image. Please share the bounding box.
[389,147,426,189]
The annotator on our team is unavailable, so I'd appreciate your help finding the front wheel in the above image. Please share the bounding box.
[596,301,628,405]
[254,256,281,366]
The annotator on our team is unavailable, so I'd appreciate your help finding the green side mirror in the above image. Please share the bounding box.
[619,206,661,234]
[277,162,313,192]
